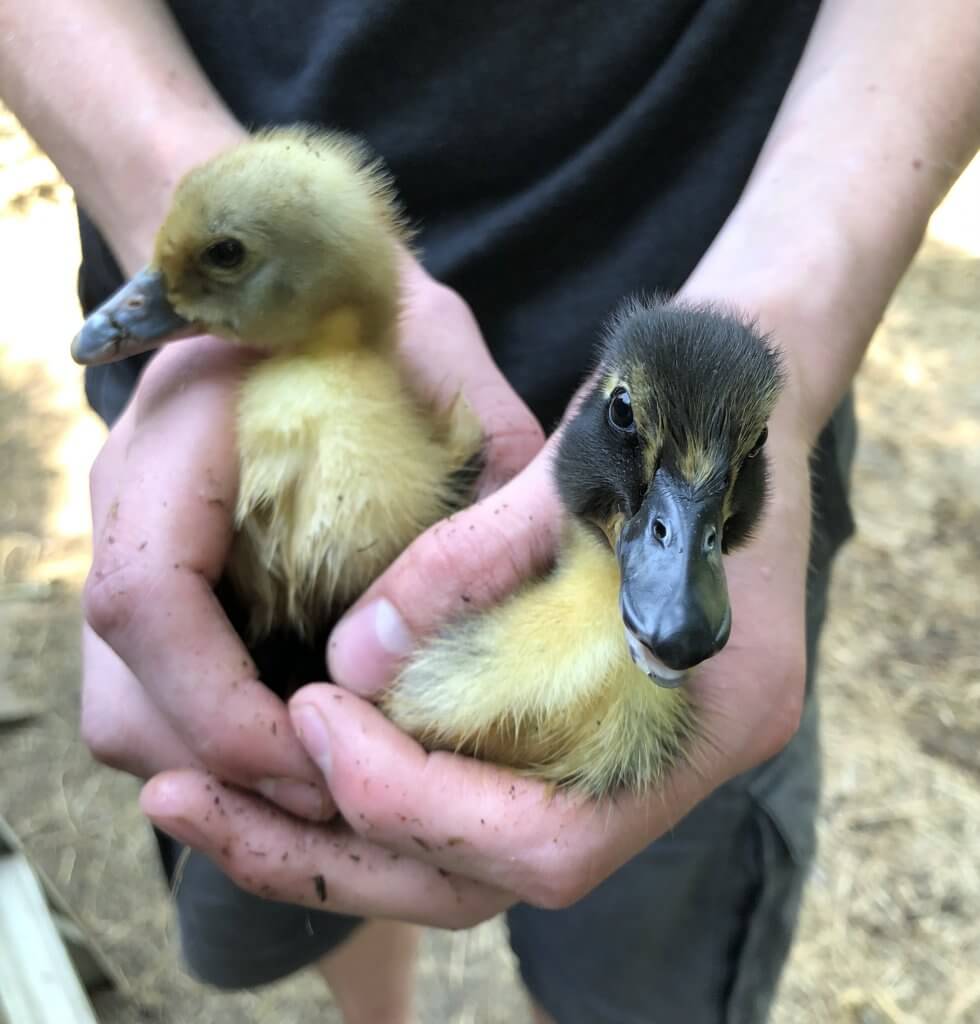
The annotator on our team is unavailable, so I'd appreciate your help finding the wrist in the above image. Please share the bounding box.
[679,227,869,447]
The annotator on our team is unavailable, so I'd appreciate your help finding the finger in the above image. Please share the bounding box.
[327,447,561,695]
[396,267,545,489]
[79,624,198,777]
[85,340,332,820]
[687,429,812,773]
[140,770,513,929]
[287,686,705,908]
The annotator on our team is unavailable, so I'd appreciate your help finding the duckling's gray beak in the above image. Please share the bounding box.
[71,268,200,366]
[617,472,731,687]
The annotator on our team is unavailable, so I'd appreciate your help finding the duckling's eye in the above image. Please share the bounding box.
[203,238,246,270]
[747,426,768,458]
[607,387,635,435]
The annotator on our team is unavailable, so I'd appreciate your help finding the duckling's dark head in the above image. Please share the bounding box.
[556,299,782,686]
[71,128,403,365]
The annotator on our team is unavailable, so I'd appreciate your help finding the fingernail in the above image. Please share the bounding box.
[291,704,332,777]
[256,777,326,820]
[328,598,413,696]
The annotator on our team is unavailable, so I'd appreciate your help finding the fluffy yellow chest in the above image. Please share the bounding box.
[384,525,692,795]
[226,327,478,640]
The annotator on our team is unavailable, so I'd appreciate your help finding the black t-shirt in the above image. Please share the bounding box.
[79,1,818,416]
[78,0,853,558]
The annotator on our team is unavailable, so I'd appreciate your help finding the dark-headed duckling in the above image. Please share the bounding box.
[383,300,782,797]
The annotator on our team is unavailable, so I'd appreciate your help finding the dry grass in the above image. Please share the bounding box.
[1,106,978,1023]
[771,186,980,1024]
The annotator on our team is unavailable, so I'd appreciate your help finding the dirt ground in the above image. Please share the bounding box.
[1,106,978,1024]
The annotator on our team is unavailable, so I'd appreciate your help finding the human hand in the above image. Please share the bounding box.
[138,349,815,925]
[139,0,980,923]
[80,264,545,824]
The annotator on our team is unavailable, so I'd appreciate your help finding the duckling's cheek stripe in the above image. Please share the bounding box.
[600,513,626,549]
[620,370,661,480]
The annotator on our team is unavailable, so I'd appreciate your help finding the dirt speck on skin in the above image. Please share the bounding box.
[1,108,979,1024]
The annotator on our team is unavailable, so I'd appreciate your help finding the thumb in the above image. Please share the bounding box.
[327,447,561,696]
[395,263,546,490]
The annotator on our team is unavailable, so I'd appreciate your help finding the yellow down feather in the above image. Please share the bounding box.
[229,308,482,641]
[383,521,693,797]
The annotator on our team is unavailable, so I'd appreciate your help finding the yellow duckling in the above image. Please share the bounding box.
[384,300,782,796]
[72,128,483,689]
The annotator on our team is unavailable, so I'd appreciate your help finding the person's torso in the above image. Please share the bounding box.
[81,0,821,427]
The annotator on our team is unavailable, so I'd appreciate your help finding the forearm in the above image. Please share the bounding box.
[0,0,244,272]
[684,0,980,439]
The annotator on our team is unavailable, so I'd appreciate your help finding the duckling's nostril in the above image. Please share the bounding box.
[125,295,145,310]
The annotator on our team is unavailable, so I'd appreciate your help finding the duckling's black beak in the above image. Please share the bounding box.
[71,268,199,366]
[617,471,731,687]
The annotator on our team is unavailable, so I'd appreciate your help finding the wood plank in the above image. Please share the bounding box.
[52,914,117,992]
[0,853,99,1024]
[0,815,124,994]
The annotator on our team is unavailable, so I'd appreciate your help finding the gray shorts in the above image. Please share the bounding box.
[161,403,856,1024]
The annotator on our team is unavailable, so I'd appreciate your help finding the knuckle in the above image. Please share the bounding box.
[423,520,485,587]
[81,559,146,639]
[416,278,468,321]
[422,508,534,602]
[427,884,509,930]
[488,409,546,466]
[178,719,242,774]
[757,655,807,760]
[88,432,118,489]
[520,863,591,911]
[216,846,260,894]
[79,705,129,770]
[439,905,498,931]
[176,700,276,781]
[78,679,142,773]
[518,412,546,449]
[764,698,804,759]
[88,449,107,496]
[396,522,487,614]
[411,524,462,581]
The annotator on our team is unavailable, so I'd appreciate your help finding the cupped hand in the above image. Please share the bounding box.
[140,366,816,926]
[80,264,544,825]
